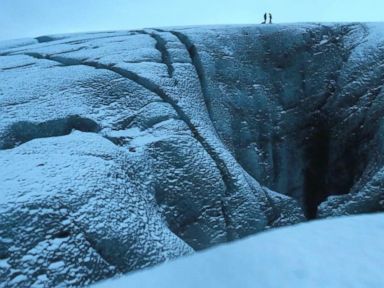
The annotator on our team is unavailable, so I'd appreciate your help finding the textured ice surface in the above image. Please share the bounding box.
[93,213,384,288]
[1,23,384,287]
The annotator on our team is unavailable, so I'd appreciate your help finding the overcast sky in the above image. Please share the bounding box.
[0,0,383,41]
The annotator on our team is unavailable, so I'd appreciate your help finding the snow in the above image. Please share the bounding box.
[94,213,384,288]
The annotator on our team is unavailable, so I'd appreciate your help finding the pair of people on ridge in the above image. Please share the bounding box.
[262,13,272,24]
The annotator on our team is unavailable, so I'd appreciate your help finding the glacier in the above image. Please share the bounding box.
[0,23,384,287]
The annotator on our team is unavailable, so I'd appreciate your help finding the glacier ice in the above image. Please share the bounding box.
[1,23,384,287]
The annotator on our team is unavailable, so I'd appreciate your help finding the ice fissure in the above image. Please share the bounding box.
[191,23,382,219]
[146,31,174,77]
[0,115,101,150]
[170,31,214,122]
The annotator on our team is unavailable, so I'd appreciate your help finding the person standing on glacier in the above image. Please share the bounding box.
[269,13,273,24]
[262,13,267,24]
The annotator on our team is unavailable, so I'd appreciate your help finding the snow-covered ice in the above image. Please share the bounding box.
[94,213,384,288]
[1,23,384,287]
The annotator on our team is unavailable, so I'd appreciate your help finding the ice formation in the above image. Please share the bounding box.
[1,23,383,287]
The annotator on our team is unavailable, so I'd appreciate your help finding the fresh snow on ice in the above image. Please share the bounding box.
[94,213,384,288]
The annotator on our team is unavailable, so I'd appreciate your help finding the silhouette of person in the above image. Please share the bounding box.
[269,13,273,24]
[262,13,267,24]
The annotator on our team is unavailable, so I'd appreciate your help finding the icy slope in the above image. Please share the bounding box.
[1,23,384,287]
[94,213,384,288]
